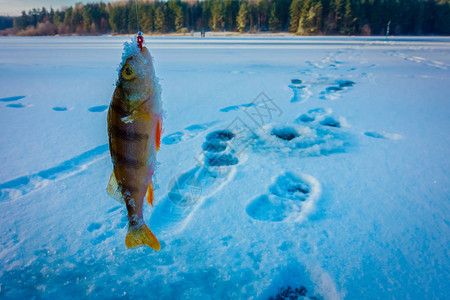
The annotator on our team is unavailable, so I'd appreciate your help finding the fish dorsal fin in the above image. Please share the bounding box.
[106,172,125,204]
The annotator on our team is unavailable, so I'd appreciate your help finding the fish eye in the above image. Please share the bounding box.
[122,64,135,80]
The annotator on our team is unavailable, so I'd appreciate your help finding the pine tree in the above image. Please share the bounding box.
[334,0,345,33]
[247,1,257,31]
[108,6,119,33]
[269,2,280,32]
[289,0,302,32]
[210,0,224,31]
[140,5,154,33]
[154,6,167,33]
[297,0,311,35]
[64,7,73,32]
[128,2,138,33]
[223,0,238,31]
[370,0,383,34]
[436,0,450,34]
[175,5,184,32]
[83,5,92,32]
[343,0,353,34]
[52,10,62,26]
[14,11,29,30]
[237,2,248,33]
[72,4,84,34]
[49,8,55,24]
[309,1,323,34]
[257,0,269,31]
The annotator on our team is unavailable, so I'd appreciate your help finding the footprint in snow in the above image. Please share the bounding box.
[250,108,350,157]
[320,80,355,100]
[289,79,312,103]
[150,129,238,233]
[89,205,127,246]
[220,105,240,112]
[107,205,121,213]
[91,231,115,246]
[295,107,331,123]
[0,144,109,202]
[0,96,26,102]
[269,285,319,300]
[88,105,108,112]
[53,106,70,111]
[320,116,342,128]
[246,172,321,223]
[87,222,102,232]
[295,107,347,128]
[162,122,216,145]
[6,103,28,108]
[328,60,343,68]
[219,102,256,113]
[365,131,402,140]
[271,126,300,141]
[202,130,238,165]
[162,131,184,145]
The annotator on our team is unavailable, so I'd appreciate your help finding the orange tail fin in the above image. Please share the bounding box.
[125,223,160,250]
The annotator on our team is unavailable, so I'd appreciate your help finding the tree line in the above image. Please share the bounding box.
[0,17,13,30]
[2,0,450,36]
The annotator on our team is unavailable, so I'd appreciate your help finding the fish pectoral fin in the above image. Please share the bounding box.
[125,224,161,250]
[121,109,150,124]
[146,182,154,207]
[106,172,125,204]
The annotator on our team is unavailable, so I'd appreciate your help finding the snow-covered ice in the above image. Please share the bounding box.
[0,36,449,299]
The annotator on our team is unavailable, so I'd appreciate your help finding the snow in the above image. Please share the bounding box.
[120,35,141,68]
[0,36,449,299]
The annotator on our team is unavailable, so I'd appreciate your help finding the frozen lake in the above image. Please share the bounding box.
[0,36,449,299]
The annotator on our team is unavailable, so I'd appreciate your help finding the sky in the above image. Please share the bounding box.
[0,0,115,16]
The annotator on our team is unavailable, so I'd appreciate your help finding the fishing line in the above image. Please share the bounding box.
[135,0,140,32]
[134,0,143,49]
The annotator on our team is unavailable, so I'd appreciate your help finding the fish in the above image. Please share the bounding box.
[106,37,162,251]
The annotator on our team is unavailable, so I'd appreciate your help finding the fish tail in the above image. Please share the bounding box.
[125,223,161,250]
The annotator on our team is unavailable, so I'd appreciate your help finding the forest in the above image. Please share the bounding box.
[1,0,450,36]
